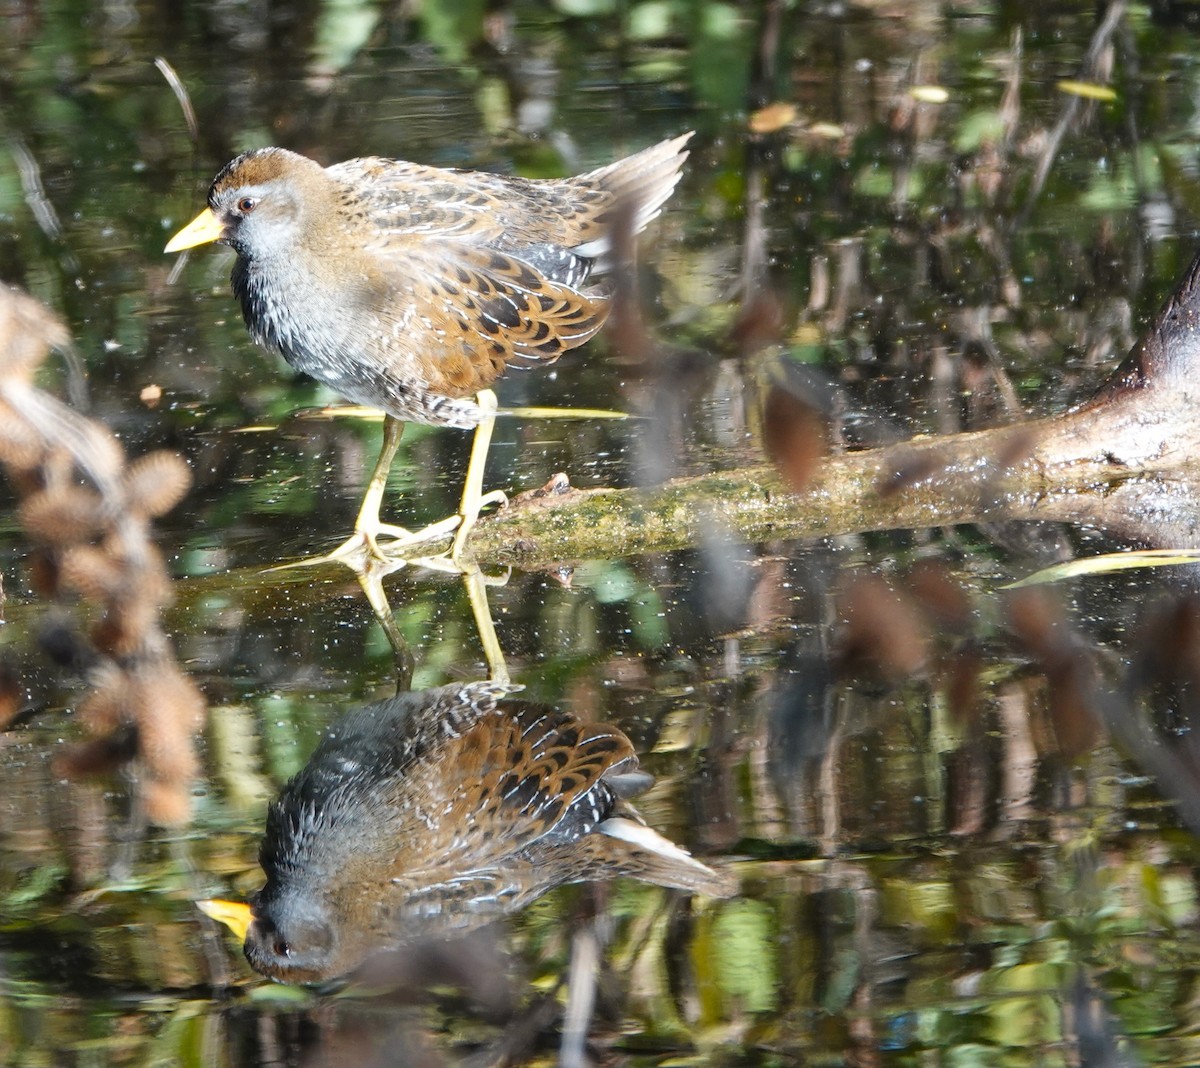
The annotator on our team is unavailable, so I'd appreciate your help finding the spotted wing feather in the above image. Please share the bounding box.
[382,705,639,897]
[364,240,610,398]
[332,160,612,251]
[330,133,690,256]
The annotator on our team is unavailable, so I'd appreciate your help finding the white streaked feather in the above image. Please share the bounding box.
[599,816,701,865]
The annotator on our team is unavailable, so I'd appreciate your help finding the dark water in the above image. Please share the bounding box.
[5,1,1200,1064]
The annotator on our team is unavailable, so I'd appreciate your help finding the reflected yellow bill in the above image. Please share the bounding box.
[197,897,253,941]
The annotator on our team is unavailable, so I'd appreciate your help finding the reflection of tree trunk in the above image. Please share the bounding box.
[816,708,842,858]
[997,685,1037,827]
[1020,1,1129,222]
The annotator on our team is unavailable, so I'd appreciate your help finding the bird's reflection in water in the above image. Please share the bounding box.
[223,680,735,984]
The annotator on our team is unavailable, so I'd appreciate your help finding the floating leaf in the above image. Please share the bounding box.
[807,121,845,139]
[1057,80,1117,101]
[1004,549,1200,589]
[749,102,796,133]
[910,85,949,104]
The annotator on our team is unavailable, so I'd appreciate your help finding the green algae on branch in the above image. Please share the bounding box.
[458,449,1018,569]
[471,470,788,564]
[464,437,1041,568]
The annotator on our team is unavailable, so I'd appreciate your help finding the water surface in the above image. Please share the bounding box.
[4,2,1200,1064]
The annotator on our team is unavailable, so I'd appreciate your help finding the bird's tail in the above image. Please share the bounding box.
[593,814,738,898]
[573,132,693,257]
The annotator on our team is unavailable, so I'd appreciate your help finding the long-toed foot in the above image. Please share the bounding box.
[329,514,462,567]
[265,513,463,574]
[268,413,455,572]
[271,387,508,574]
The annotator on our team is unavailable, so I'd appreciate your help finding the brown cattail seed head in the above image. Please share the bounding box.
[148,664,208,733]
[0,285,69,379]
[0,408,47,472]
[129,661,205,777]
[59,545,124,600]
[77,665,130,735]
[138,707,201,783]
[89,596,159,658]
[123,451,192,518]
[100,532,172,606]
[19,485,107,546]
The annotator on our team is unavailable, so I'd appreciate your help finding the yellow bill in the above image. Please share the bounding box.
[198,897,254,941]
[165,208,224,253]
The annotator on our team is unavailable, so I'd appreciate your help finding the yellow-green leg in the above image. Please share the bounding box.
[451,389,507,564]
[462,562,510,684]
[279,391,504,574]
[353,414,408,553]
[355,415,466,549]
[354,563,415,691]
[317,414,460,567]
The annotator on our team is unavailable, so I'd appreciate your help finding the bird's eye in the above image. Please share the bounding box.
[237,196,258,214]
[273,938,291,958]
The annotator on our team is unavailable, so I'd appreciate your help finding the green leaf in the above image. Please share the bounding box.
[1004,549,1200,589]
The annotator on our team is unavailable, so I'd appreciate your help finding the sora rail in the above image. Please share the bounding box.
[200,681,735,984]
[165,135,692,564]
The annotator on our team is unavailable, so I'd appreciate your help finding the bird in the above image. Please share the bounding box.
[165,134,693,565]
[198,680,736,984]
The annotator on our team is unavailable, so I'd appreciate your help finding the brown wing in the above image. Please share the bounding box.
[328,157,614,250]
[383,705,637,893]
[366,239,610,397]
[329,133,690,253]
